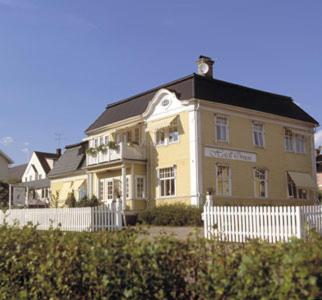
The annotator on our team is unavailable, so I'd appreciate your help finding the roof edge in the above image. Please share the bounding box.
[105,73,195,109]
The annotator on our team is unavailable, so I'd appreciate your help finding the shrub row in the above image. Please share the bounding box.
[0,225,322,299]
[137,204,203,226]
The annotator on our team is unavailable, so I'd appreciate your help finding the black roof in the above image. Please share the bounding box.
[34,151,60,174]
[48,142,87,179]
[86,73,318,133]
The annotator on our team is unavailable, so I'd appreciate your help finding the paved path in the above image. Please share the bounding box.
[134,226,203,240]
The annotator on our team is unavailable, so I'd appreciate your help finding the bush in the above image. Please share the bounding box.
[138,204,203,226]
[75,195,101,207]
[65,192,76,207]
[0,225,322,299]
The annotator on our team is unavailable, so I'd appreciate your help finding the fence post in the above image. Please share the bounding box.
[205,192,213,207]
[115,199,123,229]
[295,206,303,239]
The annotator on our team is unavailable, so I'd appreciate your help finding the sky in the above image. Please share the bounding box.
[0,1,322,164]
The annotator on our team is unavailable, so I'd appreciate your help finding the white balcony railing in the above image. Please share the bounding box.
[87,142,146,166]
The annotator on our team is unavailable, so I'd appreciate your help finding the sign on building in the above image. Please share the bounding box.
[205,147,257,163]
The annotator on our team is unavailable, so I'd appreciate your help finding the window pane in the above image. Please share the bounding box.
[169,126,179,143]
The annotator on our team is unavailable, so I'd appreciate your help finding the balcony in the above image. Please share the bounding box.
[87,141,146,166]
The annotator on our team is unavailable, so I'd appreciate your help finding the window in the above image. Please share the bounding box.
[99,179,104,201]
[287,174,307,199]
[254,168,268,198]
[295,134,305,154]
[298,188,307,200]
[284,129,293,152]
[126,131,132,143]
[41,189,45,198]
[126,177,129,199]
[136,176,145,198]
[216,116,229,142]
[134,128,140,144]
[169,126,179,144]
[287,175,297,198]
[156,129,165,145]
[25,177,27,182]
[94,138,99,148]
[253,123,264,147]
[159,167,176,197]
[216,165,231,196]
[107,180,113,200]
[100,136,104,145]
[104,136,109,145]
[29,175,32,181]
[39,174,42,180]
[79,186,86,200]
[284,129,306,154]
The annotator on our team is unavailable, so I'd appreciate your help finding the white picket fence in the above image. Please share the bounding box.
[203,205,322,243]
[0,206,124,232]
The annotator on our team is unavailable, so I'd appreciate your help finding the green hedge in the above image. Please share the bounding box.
[137,204,203,226]
[0,225,322,299]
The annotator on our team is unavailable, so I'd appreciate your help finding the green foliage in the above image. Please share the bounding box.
[65,192,76,208]
[138,204,203,226]
[0,225,322,299]
[0,181,9,209]
[75,195,102,207]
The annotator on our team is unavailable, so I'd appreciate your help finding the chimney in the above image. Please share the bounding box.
[196,55,214,78]
[56,148,62,157]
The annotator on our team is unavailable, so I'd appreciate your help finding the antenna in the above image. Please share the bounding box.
[54,133,62,148]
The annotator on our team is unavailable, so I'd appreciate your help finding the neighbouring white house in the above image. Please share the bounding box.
[0,149,14,182]
[19,150,61,204]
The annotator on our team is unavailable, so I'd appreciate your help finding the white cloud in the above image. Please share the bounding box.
[315,129,322,148]
[23,142,30,146]
[21,147,29,153]
[0,136,14,146]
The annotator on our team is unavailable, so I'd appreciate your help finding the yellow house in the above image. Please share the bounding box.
[83,56,319,210]
[48,142,87,207]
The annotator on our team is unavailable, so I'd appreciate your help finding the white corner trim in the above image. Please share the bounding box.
[189,102,202,206]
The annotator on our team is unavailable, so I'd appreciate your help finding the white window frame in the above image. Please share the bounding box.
[106,179,114,200]
[284,128,306,154]
[135,175,146,199]
[158,166,176,198]
[295,134,306,154]
[252,122,265,148]
[215,115,229,143]
[284,129,294,152]
[215,165,232,196]
[253,168,268,198]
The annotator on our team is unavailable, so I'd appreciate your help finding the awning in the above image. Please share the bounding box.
[288,172,316,189]
[72,179,86,191]
[59,182,73,201]
[147,115,178,131]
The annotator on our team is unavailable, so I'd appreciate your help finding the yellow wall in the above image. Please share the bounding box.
[146,111,192,207]
[50,174,87,207]
[200,104,316,203]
